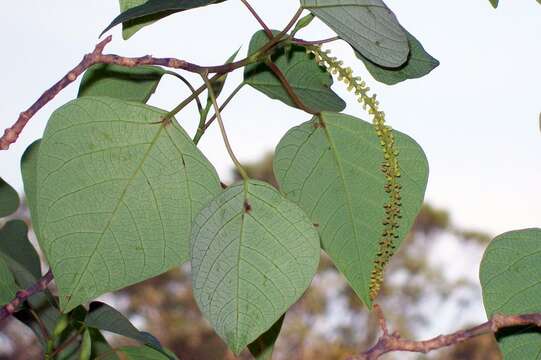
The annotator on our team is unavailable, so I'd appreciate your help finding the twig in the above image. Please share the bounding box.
[0,36,249,150]
[0,4,311,151]
[0,34,279,150]
[246,6,317,116]
[0,37,108,150]
[348,307,541,360]
[240,0,273,38]
[0,269,54,322]
[266,60,318,115]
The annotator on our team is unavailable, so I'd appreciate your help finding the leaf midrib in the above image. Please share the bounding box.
[319,115,368,298]
[62,123,165,310]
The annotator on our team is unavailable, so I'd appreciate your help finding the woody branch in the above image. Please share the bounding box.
[348,304,541,360]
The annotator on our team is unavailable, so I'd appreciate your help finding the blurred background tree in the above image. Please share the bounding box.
[0,154,501,360]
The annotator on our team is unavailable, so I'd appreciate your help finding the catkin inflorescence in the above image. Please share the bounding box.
[308,46,403,301]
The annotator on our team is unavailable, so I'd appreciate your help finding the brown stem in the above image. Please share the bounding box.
[281,7,304,36]
[244,6,317,116]
[240,0,273,38]
[0,36,108,150]
[0,269,54,322]
[266,60,318,115]
[348,307,541,360]
[0,5,312,151]
[0,34,272,150]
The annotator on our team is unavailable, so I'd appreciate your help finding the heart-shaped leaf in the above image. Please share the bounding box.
[191,180,320,354]
[244,30,345,113]
[36,96,221,311]
[480,228,541,359]
[78,64,166,103]
[0,177,19,218]
[274,112,428,306]
[300,0,409,68]
[357,31,439,85]
[104,0,227,39]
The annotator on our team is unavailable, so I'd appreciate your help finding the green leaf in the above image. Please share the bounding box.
[118,0,158,40]
[0,220,41,287]
[489,0,499,8]
[0,177,19,218]
[104,0,227,38]
[248,315,285,360]
[244,30,345,113]
[480,228,541,359]
[291,13,315,37]
[85,301,167,357]
[191,180,320,354]
[21,139,41,238]
[85,302,145,340]
[36,96,221,311]
[78,64,166,103]
[274,113,428,307]
[357,31,439,85]
[0,257,17,305]
[300,0,409,68]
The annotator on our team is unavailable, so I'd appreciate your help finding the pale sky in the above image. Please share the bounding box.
[0,0,539,238]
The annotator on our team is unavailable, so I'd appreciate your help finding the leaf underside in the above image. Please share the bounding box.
[274,112,428,307]
[191,180,320,354]
[244,30,345,113]
[36,96,221,311]
[118,0,158,40]
[357,31,439,85]
[480,229,541,359]
[300,0,409,68]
